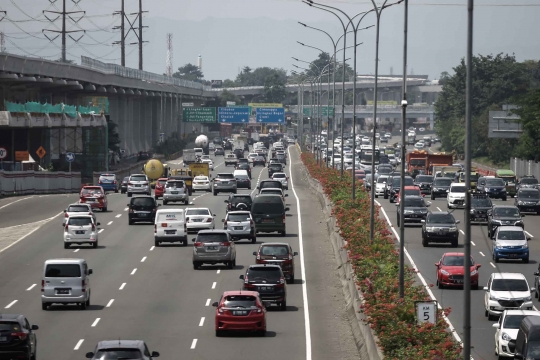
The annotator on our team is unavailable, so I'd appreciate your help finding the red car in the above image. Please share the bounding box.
[395,185,424,204]
[212,291,267,337]
[435,252,481,289]
[253,242,298,284]
[154,178,168,200]
[79,186,108,212]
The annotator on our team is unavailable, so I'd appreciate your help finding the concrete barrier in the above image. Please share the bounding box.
[0,170,81,197]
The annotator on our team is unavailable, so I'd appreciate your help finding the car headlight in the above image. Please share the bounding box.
[514,221,523,226]
[524,296,532,302]
[470,209,476,214]
[404,210,413,214]
[522,243,529,249]
[485,188,491,191]
[426,227,435,232]
[471,269,478,276]
[449,227,458,232]
[490,294,499,301]
[518,201,524,205]
[502,332,512,341]
[440,269,450,275]
[491,220,501,225]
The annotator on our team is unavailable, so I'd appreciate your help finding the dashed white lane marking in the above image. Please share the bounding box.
[437,207,442,211]
[459,229,465,235]
[73,249,80,253]
[205,299,211,306]
[124,207,128,211]
[190,339,197,349]
[115,214,122,218]
[74,339,84,350]
[525,231,534,238]
[150,246,155,251]
[106,299,114,307]
[5,300,17,308]
[141,256,147,262]
[119,283,126,290]
[107,221,113,225]
[212,282,216,289]
[199,317,205,326]
[490,262,496,268]
[479,252,485,257]
[91,318,100,327]
[0,196,33,210]
[471,241,476,246]
[26,284,36,291]
[131,268,137,275]
[98,229,104,233]
[216,269,220,274]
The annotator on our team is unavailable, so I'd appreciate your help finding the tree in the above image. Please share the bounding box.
[512,89,540,161]
[218,89,242,107]
[263,73,287,103]
[438,71,451,85]
[107,120,121,152]
[236,66,287,87]
[172,63,204,82]
[223,79,236,88]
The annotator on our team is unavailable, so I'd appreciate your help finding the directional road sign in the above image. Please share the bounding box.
[218,107,251,123]
[0,147,7,160]
[66,152,75,162]
[256,107,285,123]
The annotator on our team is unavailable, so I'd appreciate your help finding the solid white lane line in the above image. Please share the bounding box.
[73,249,80,253]
[124,207,128,211]
[141,256,147,262]
[205,299,211,306]
[490,262,496,268]
[479,252,485,257]
[107,221,113,225]
[216,269,220,274]
[26,284,36,291]
[106,299,114,308]
[0,196,33,210]
[525,231,534,238]
[131,268,137,275]
[98,229,104,233]
[4,300,17,308]
[437,207,442,211]
[115,214,122,218]
[150,246,155,251]
[288,145,312,360]
[212,282,216,289]
[119,283,126,290]
[91,318,100,327]
[459,229,465,235]
[199,317,205,326]
[471,241,476,246]
[190,339,197,349]
[74,339,84,350]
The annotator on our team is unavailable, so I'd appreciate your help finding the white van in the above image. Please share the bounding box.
[41,258,92,310]
[233,169,249,178]
[194,148,204,158]
[154,209,187,247]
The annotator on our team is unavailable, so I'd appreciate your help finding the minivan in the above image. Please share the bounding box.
[41,259,92,310]
[257,180,283,194]
[511,315,540,359]
[233,169,251,189]
[251,195,289,236]
[154,209,187,247]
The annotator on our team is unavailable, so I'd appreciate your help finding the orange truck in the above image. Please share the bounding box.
[406,151,453,175]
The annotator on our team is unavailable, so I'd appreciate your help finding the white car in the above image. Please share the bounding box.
[248,153,258,163]
[63,203,96,226]
[185,208,215,233]
[321,130,328,136]
[375,175,389,198]
[192,175,211,192]
[387,154,397,166]
[223,210,256,243]
[63,215,100,249]
[484,273,535,321]
[419,127,426,132]
[447,182,467,209]
[201,158,214,170]
[384,132,392,139]
[414,142,424,149]
[271,172,289,190]
[493,309,540,358]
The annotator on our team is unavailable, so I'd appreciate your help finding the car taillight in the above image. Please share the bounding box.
[256,253,260,260]
[250,220,254,226]
[220,241,231,246]
[129,208,133,213]
[280,277,285,285]
[161,223,168,227]
[81,279,86,292]
[92,224,96,232]
[41,280,44,292]
[205,218,212,223]
[128,182,133,186]
[244,274,249,284]
[194,242,202,247]
[64,212,69,218]
[113,180,117,184]
[11,332,27,340]
[288,254,293,260]
[283,214,286,221]
[98,181,102,184]
[88,212,92,215]
[152,207,157,212]
[64,225,69,232]
[154,225,157,234]
[223,220,227,227]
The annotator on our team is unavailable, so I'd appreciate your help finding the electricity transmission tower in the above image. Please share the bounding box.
[113,0,148,69]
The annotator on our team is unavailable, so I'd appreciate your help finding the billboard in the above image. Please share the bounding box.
[182,107,216,123]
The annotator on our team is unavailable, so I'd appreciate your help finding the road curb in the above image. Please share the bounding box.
[296,150,384,360]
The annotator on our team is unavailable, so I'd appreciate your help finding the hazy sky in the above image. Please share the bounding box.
[1,0,539,81]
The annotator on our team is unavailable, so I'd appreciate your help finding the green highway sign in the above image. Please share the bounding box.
[302,106,335,116]
[182,107,216,123]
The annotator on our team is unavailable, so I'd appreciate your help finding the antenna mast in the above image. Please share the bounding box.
[166,33,173,77]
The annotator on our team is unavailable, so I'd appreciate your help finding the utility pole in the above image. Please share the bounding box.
[43,0,85,63]
[114,0,148,68]
[113,0,125,66]
[0,32,5,53]
[166,33,173,76]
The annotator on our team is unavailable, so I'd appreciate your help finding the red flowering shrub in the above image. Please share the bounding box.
[301,153,462,359]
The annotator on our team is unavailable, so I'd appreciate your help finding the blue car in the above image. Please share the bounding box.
[98,174,119,193]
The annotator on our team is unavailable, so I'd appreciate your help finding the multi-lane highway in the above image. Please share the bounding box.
[0,146,359,360]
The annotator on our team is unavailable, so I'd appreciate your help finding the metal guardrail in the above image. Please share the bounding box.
[81,56,213,92]
[288,105,435,113]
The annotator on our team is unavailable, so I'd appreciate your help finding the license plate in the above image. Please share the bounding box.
[234,226,243,230]
[221,181,229,184]
[409,215,417,218]
[233,310,248,315]
[509,254,518,258]
[87,199,96,203]
[455,280,463,284]
[138,213,148,217]
[0,337,7,341]
[193,219,202,222]
[258,286,272,291]
[262,219,274,223]
[268,262,282,267]
[75,230,85,234]
[171,191,179,194]
[135,184,141,187]
[207,246,218,250]
[165,230,176,235]
[56,289,70,295]
[527,208,536,212]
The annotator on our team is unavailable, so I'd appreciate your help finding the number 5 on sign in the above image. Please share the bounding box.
[415,301,437,324]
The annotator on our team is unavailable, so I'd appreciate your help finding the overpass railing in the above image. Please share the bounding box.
[287,104,435,113]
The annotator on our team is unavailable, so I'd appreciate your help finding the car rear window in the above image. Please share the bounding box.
[99,175,115,181]
[261,190,281,195]
[416,175,433,183]
[94,349,143,359]
[497,230,526,241]
[273,173,286,178]
[227,213,251,222]
[236,175,249,180]
[166,181,185,188]
[261,245,289,256]
[158,179,167,185]
[0,322,20,332]
[451,186,466,193]
[269,164,282,169]
[224,295,257,308]
[521,178,538,185]
[186,209,210,216]
[45,264,81,278]
[130,175,146,181]
[67,205,90,212]
[492,279,528,292]
[434,178,452,186]
[197,233,228,243]
[404,198,425,207]
[218,174,234,179]
[519,191,540,199]
[493,208,520,217]
[486,179,505,186]
[252,202,284,214]
[131,198,155,206]
[260,181,282,189]
[68,217,92,226]
[81,188,103,196]
[404,189,420,196]
[232,196,252,204]
[247,267,282,280]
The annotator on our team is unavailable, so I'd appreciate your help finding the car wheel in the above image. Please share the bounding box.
[213,192,217,196]
[92,242,98,249]
[64,243,70,249]
[452,239,458,247]
[129,219,133,225]
[524,257,530,263]
[127,192,132,197]
[86,296,90,307]
[502,196,507,201]
[103,207,107,212]
[115,189,118,193]
[437,280,443,289]
[384,191,388,199]
[227,261,233,269]
[488,313,496,321]
[251,236,256,244]
[485,309,488,317]
[494,255,499,263]
[397,217,400,227]
[154,240,160,247]
[41,303,48,311]
[431,193,435,200]
[281,230,286,237]
[421,235,428,247]
[258,330,266,337]
[472,284,479,290]
[389,197,394,203]
[215,330,223,337]
[183,237,188,246]
[155,195,159,200]
[163,200,168,205]
[233,258,237,267]
[280,300,287,311]
[193,262,201,270]
[375,194,378,198]
[80,301,87,310]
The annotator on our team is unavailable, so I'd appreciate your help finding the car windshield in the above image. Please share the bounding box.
[393,178,414,187]
[497,230,526,240]
[260,181,281,189]
[491,279,529,292]
[519,191,540,199]
[223,295,258,308]
[130,175,146,181]
[93,349,143,359]
[378,167,393,175]
[471,197,492,207]
[521,178,538,185]
[232,196,252,204]
[247,267,282,281]
[434,179,452,186]
[186,209,210,216]
[67,205,90,212]
[493,208,520,217]
[442,256,474,266]
[502,314,530,329]
[197,234,228,243]
[416,175,433,183]
[123,177,129,182]
[404,198,425,207]
[269,164,282,169]
[252,202,283,214]
[0,322,19,332]
[261,245,289,256]
[377,177,387,184]
[131,198,154,206]
[428,214,455,224]
[486,179,505,186]
[451,186,466,193]
[45,264,81,278]
[68,217,92,226]
[404,189,421,196]
[227,213,251,222]
[236,175,249,180]
[166,181,184,188]
[261,190,282,195]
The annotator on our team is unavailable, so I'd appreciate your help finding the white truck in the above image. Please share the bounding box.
[233,139,245,151]
[182,149,197,165]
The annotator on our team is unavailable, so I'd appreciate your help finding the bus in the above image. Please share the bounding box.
[360,145,380,165]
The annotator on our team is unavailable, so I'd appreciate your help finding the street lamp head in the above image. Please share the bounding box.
[292,57,299,61]
[298,22,307,27]
[297,41,305,46]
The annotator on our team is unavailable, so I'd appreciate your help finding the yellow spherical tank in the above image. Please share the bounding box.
[144,159,164,181]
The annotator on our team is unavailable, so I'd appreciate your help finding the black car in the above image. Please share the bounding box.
[268,163,284,177]
[236,163,252,179]
[225,194,253,212]
[258,180,283,194]
[487,205,524,238]
[414,175,434,195]
[518,175,539,190]
[214,147,224,156]
[235,173,251,189]
[137,151,151,162]
[239,265,287,310]
[253,156,266,167]
[120,176,129,194]
[481,177,507,200]
[127,196,159,225]
[421,211,460,247]
[377,165,394,176]
[0,314,38,360]
[430,177,453,200]
[384,176,414,203]
[223,141,232,150]
[514,188,540,214]
[396,195,430,226]
[470,193,493,224]
[276,153,287,165]
[233,149,244,159]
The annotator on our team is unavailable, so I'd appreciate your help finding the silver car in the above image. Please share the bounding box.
[127,174,151,197]
[213,173,237,196]
[163,180,189,205]
[192,230,236,269]
[63,203,96,226]
[42,259,92,310]
[223,211,256,243]
[271,172,289,190]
